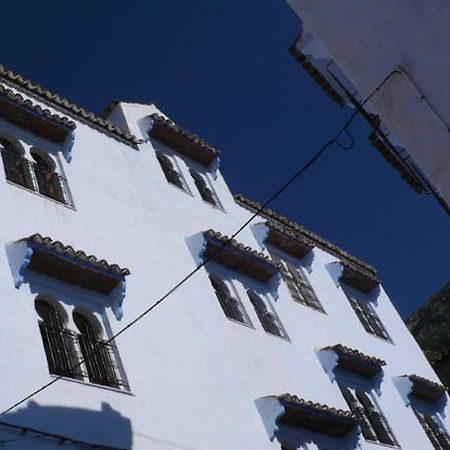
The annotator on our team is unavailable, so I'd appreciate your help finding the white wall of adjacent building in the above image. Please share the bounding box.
[286,0,450,211]
[0,81,446,450]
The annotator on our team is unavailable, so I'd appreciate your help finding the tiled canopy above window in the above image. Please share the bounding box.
[0,84,76,146]
[404,374,447,403]
[256,394,358,439]
[202,229,279,282]
[8,233,130,320]
[149,113,220,168]
[321,344,386,378]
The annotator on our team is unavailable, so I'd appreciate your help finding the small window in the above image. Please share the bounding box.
[0,137,32,189]
[270,252,324,312]
[35,299,82,380]
[30,150,65,203]
[73,311,124,389]
[413,407,450,450]
[247,289,286,338]
[339,383,397,446]
[209,274,248,324]
[190,169,218,207]
[155,151,187,191]
[343,286,390,340]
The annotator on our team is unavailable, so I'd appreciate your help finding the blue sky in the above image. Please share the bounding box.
[2,0,448,318]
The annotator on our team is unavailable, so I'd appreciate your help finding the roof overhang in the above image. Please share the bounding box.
[10,234,130,320]
[0,84,75,143]
[405,374,447,403]
[202,230,279,282]
[321,344,385,378]
[265,221,313,258]
[339,261,380,293]
[150,113,219,167]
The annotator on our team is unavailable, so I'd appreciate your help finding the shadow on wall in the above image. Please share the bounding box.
[0,401,132,449]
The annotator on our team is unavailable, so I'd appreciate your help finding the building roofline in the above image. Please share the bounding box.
[0,65,143,148]
[234,194,379,282]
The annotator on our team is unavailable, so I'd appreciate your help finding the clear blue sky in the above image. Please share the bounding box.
[2,0,448,318]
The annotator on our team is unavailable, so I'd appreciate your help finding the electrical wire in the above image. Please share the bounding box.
[0,69,399,417]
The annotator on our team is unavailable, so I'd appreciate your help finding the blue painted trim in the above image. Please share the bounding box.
[14,244,34,289]
[62,131,75,163]
[111,277,127,321]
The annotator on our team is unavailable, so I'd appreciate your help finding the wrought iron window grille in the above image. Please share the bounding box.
[1,147,73,207]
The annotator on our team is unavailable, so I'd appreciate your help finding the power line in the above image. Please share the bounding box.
[0,69,398,417]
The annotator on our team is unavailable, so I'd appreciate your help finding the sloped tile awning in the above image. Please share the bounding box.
[404,374,447,403]
[149,113,220,167]
[257,394,358,439]
[339,261,380,293]
[265,221,314,258]
[0,84,76,144]
[322,344,386,378]
[10,234,130,320]
[202,229,279,282]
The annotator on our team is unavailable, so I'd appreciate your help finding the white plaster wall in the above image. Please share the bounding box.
[0,90,446,450]
[287,0,450,207]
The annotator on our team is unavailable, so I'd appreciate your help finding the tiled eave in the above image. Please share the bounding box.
[0,65,142,148]
[405,374,447,403]
[266,221,314,259]
[339,261,380,293]
[369,131,425,194]
[277,394,357,437]
[26,233,131,278]
[150,113,220,167]
[288,44,344,107]
[234,194,380,283]
[323,344,386,378]
[203,229,279,282]
[0,84,75,143]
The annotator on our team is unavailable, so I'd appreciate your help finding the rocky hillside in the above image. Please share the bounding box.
[407,279,450,357]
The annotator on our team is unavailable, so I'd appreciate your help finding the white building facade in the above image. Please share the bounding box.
[0,65,448,450]
[286,0,450,214]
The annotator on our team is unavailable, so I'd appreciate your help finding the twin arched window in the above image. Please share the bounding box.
[35,299,126,390]
[0,137,67,204]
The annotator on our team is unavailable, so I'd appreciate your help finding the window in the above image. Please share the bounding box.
[209,274,248,324]
[35,298,128,391]
[412,407,450,450]
[0,137,31,188]
[35,299,82,380]
[342,286,390,340]
[190,169,219,207]
[0,136,71,206]
[155,151,187,191]
[270,251,324,312]
[338,383,397,446]
[73,311,123,389]
[247,289,286,338]
[30,149,65,203]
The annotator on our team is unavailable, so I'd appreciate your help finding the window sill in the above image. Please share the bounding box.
[167,180,193,197]
[292,298,327,314]
[365,439,400,449]
[366,331,395,345]
[51,374,133,396]
[5,179,76,210]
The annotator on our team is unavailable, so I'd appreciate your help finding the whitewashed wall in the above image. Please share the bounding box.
[286,0,450,209]
[0,90,446,450]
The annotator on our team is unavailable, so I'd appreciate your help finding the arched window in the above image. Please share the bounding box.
[0,137,30,188]
[209,274,247,324]
[73,311,121,389]
[190,169,218,206]
[247,290,284,337]
[30,149,65,203]
[155,151,186,191]
[35,299,81,379]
